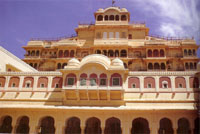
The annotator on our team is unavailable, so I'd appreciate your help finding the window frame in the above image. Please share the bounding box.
[55,83,59,88]
[67,77,75,86]
[40,83,45,88]
[132,83,136,88]
[25,81,31,88]
[90,78,97,86]
[100,78,107,86]
[112,77,120,86]
[147,83,152,88]
[80,78,87,86]
[162,81,168,88]
[11,82,16,87]
[178,83,183,88]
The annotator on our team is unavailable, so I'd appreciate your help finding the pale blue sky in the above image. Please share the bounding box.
[0,0,200,58]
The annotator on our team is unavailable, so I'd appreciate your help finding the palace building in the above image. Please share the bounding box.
[0,6,200,134]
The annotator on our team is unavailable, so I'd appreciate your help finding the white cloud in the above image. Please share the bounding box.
[133,0,200,42]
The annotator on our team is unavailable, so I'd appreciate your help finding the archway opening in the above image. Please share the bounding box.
[16,116,30,134]
[158,118,174,134]
[177,118,191,134]
[65,117,81,134]
[0,116,12,133]
[131,118,150,134]
[85,117,101,134]
[105,117,121,134]
[39,116,55,134]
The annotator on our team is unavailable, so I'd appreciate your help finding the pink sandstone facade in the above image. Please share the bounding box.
[0,6,200,134]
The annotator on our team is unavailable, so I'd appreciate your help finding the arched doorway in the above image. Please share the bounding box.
[104,117,121,134]
[65,117,81,134]
[39,116,55,134]
[85,117,101,134]
[177,118,191,134]
[16,116,30,134]
[158,118,174,134]
[0,116,12,133]
[131,118,150,134]
[194,117,200,134]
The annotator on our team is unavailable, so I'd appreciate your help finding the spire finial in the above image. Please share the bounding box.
[112,0,116,6]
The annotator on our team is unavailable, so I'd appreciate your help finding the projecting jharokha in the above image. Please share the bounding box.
[0,6,200,134]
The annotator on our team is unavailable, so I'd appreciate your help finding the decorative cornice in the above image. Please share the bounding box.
[0,71,62,76]
[129,71,199,76]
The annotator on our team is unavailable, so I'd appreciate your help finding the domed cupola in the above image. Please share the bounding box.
[67,58,80,67]
[111,58,124,66]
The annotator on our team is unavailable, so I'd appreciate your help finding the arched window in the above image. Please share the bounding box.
[175,77,186,88]
[70,50,74,57]
[80,73,87,86]
[128,77,140,88]
[109,32,114,38]
[85,117,101,134]
[108,50,114,57]
[190,63,193,69]
[105,15,108,21]
[161,63,165,70]
[184,49,187,56]
[64,50,69,57]
[103,50,107,56]
[160,49,165,57]
[158,118,174,134]
[31,51,35,56]
[105,117,121,134]
[62,63,67,69]
[110,73,122,86]
[120,50,127,57]
[0,116,12,133]
[154,63,160,70]
[23,77,34,88]
[57,63,62,69]
[103,32,107,39]
[115,15,119,21]
[194,62,197,69]
[97,15,103,21]
[131,118,150,134]
[16,116,30,134]
[100,73,107,86]
[193,49,196,56]
[144,77,155,88]
[162,81,168,88]
[36,50,40,56]
[115,32,119,38]
[177,118,190,134]
[37,77,48,88]
[109,15,114,20]
[121,15,127,21]
[148,63,153,70]
[147,50,152,57]
[9,77,20,87]
[66,73,76,86]
[153,49,159,57]
[39,116,55,134]
[89,73,97,86]
[52,77,62,88]
[96,50,101,54]
[115,50,119,57]
[159,77,171,88]
[30,63,33,67]
[185,63,189,69]
[58,50,63,58]
[65,117,81,134]
[188,49,192,56]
